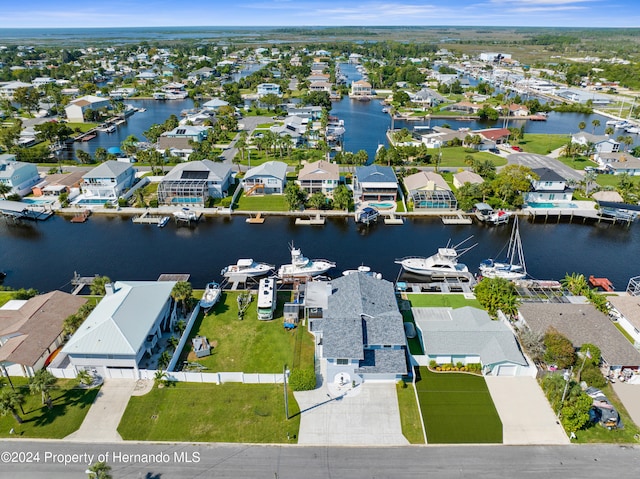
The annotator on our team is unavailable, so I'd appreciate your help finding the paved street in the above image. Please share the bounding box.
[0,441,638,479]
[506,152,584,181]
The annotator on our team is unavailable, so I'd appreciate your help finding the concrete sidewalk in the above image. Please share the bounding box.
[485,376,569,445]
[65,379,137,442]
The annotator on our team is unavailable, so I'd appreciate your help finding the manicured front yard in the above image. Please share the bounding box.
[396,381,425,444]
[596,173,640,188]
[516,134,568,155]
[415,367,502,444]
[234,191,288,211]
[555,155,598,170]
[118,382,300,443]
[439,147,507,168]
[179,291,315,373]
[0,378,99,439]
[405,293,481,309]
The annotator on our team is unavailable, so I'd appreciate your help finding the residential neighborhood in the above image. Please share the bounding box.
[2,21,640,477]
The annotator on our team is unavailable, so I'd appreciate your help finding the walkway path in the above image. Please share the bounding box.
[65,379,144,442]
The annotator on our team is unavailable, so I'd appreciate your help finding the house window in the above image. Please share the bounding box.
[336,359,348,365]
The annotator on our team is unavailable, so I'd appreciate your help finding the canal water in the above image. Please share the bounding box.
[0,215,636,293]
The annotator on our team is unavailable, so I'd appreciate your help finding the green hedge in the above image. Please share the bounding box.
[288,368,316,391]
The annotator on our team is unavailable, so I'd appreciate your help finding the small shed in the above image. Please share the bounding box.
[192,336,211,358]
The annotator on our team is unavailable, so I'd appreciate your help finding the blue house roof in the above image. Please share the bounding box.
[355,165,397,183]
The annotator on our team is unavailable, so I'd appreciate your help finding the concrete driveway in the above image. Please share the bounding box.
[507,152,583,181]
[294,382,409,446]
[65,379,136,442]
[612,381,640,428]
[485,376,569,445]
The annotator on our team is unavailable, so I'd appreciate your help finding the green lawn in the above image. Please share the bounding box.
[614,323,635,344]
[66,122,98,133]
[0,291,14,308]
[439,147,507,168]
[234,191,288,211]
[0,378,99,439]
[405,293,481,309]
[396,381,425,444]
[574,384,640,444]
[118,382,300,443]
[596,174,640,188]
[179,291,315,373]
[415,367,502,444]
[555,155,598,171]
[516,134,568,155]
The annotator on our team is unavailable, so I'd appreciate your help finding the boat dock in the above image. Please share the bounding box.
[0,200,53,221]
[397,276,477,294]
[441,213,473,225]
[295,213,325,225]
[246,213,265,224]
[132,211,169,225]
[70,210,91,223]
[70,272,99,295]
[384,214,404,225]
[589,275,614,292]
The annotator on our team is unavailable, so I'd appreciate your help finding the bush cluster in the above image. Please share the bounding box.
[287,368,316,391]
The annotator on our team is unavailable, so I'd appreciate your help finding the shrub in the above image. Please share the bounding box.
[288,368,316,391]
[219,197,232,208]
[117,197,128,207]
[429,360,437,369]
[580,364,607,388]
[149,199,159,208]
[456,362,464,369]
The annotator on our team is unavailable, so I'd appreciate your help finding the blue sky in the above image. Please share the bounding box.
[1,0,638,28]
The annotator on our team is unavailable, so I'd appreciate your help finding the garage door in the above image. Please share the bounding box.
[496,365,517,376]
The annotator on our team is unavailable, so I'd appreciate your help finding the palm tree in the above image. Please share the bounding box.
[578,121,586,132]
[157,351,172,370]
[0,183,12,199]
[29,369,58,409]
[171,281,193,316]
[605,126,614,136]
[86,461,112,479]
[561,272,589,296]
[90,276,111,296]
[591,119,600,134]
[168,335,180,350]
[0,388,26,424]
[583,170,598,196]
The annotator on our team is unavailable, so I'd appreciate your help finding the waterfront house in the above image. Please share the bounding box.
[453,171,484,189]
[0,154,41,197]
[606,156,640,176]
[519,303,640,371]
[418,126,468,149]
[243,161,287,195]
[61,281,176,379]
[32,170,85,197]
[64,95,112,123]
[157,160,233,206]
[297,160,340,195]
[414,307,532,376]
[572,132,620,155]
[286,105,323,120]
[476,128,511,146]
[353,165,398,202]
[403,171,457,210]
[350,80,372,98]
[257,83,282,98]
[157,125,209,160]
[0,291,86,377]
[307,273,407,383]
[524,167,573,204]
[202,98,229,111]
[443,101,481,115]
[409,88,445,107]
[80,160,135,202]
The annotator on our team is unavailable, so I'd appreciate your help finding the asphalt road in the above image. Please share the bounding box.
[0,441,638,478]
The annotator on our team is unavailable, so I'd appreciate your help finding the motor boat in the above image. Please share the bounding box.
[221,259,274,278]
[479,216,527,280]
[342,265,382,279]
[200,282,222,309]
[474,203,511,225]
[277,243,335,279]
[157,216,170,228]
[395,237,477,278]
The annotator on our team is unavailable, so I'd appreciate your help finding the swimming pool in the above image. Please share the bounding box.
[74,198,115,206]
[171,197,201,204]
[528,202,579,209]
[22,198,55,205]
[367,201,395,210]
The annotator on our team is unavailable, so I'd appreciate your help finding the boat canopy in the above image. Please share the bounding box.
[237,258,254,267]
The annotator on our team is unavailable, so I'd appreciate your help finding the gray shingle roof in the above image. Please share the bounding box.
[244,161,287,181]
[162,160,231,182]
[83,160,132,179]
[415,307,527,366]
[519,303,640,367]
[357,348,407,375]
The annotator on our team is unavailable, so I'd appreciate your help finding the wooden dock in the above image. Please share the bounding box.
[70,272,99,295]
[132,211,167,225]
[70,210,91,223]
[295,213,325,225]
[246,213,265,224]
[589,275,614,292]
[441,213,472,225]
[384,214,404,225]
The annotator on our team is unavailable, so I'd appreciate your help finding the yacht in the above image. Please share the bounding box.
[277,243,336,279]
[221,259,274,278]
[200,282,222,309]
[479,216,527,280]
[97,123,116,133]
[395,237,476,277]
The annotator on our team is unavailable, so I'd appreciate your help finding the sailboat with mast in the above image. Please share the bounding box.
[478,216,527,280]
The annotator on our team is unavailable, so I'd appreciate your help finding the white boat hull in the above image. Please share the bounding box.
[200,282,221,308]
[397,258,469,277]
[278,260,334,278]
[222,262,273,278]
[479,263,526,280]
